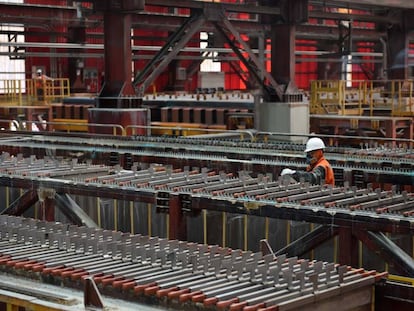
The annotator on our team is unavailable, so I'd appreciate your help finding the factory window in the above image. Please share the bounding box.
[0,0,25,94]
[200,32,221,72]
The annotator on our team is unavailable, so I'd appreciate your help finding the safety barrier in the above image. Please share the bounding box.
[27,78,70,104]
[0,78,70,106]
[310,79,414,117]
[0,80,23,105]
[150,121,211,136]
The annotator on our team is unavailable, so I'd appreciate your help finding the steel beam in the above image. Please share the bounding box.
[145,0,281,15]
[275,225,339,257]
[355,230,414,277]
[0,3,90,26]
[0,189,38,216]
[55,193,99,228]
[134,13,207,96]
[375,281,414,311]
[220,16,285,100]
[98,11,136,105]
[330,0,414,9]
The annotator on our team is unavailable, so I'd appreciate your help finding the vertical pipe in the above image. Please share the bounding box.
[334,236,338,263]
[384,233,389,272]
[166,214,170,240]
[244,215,248,251]
[265,217,269,241]
[310,223,315,260]
[203,210,207,245]
[129,201,134,234]
[114,199,118,232]
[6,187,9,209]
[222,212,226,248]
[97,197,101,228]
[147,204,152,236]
[286,220,291,245]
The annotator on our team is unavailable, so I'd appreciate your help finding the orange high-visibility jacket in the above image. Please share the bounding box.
[307,156,335,186]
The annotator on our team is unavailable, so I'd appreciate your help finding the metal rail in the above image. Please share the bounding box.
[0,155,413,234]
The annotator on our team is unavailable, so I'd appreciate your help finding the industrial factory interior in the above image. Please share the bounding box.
[0,0,413,310]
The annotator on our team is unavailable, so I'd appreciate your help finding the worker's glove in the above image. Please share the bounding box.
[281,168,296,176]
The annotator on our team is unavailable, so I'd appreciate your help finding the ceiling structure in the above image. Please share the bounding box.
[0,0,410,51]
[0,0,413,100]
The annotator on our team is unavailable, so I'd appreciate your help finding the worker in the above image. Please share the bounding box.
[35,68,52,101]
[281,137,335,186]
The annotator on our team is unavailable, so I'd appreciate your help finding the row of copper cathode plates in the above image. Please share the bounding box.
[0,155,413,217]
[0,135,413,173]
[0,215,379,311]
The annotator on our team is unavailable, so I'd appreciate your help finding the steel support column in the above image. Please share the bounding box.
[271,23,296,87]
[168,194,186,241]
[99,11,136,108]
[68,24,87,93]
[94,0,145,106]
[338,226,359,267]
[387,25,409,80]
[43,197,55,222]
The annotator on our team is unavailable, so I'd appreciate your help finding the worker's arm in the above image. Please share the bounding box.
[292,165,326,185]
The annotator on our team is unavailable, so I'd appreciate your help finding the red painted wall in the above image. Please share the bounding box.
[23,1,380,94]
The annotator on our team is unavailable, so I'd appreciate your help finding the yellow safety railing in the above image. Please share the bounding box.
[27,78,71,104]
[0,78,70,106]
[390,80,414,116]
[310,79,414,117]
[0,79,24,105]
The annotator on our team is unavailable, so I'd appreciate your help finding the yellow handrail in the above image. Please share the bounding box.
[310,79,414,117]
[0,78,71,106]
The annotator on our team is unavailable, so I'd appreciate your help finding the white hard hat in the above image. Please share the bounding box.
[304,137,325,153]
[36,69,42,74]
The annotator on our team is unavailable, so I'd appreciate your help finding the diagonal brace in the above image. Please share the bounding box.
[355,229,414,277]
[135,12,206,96]
[1,189,38,216]
[220,16,285,100]
[55,193,99,228]
[275,225,339,257]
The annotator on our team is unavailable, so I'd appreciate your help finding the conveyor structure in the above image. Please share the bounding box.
[0,154,413,223]
[0,154,414,278]
[0,215,386,311]
[0,132,412,191]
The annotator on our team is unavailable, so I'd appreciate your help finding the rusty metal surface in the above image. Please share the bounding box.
[0,215,383,311]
